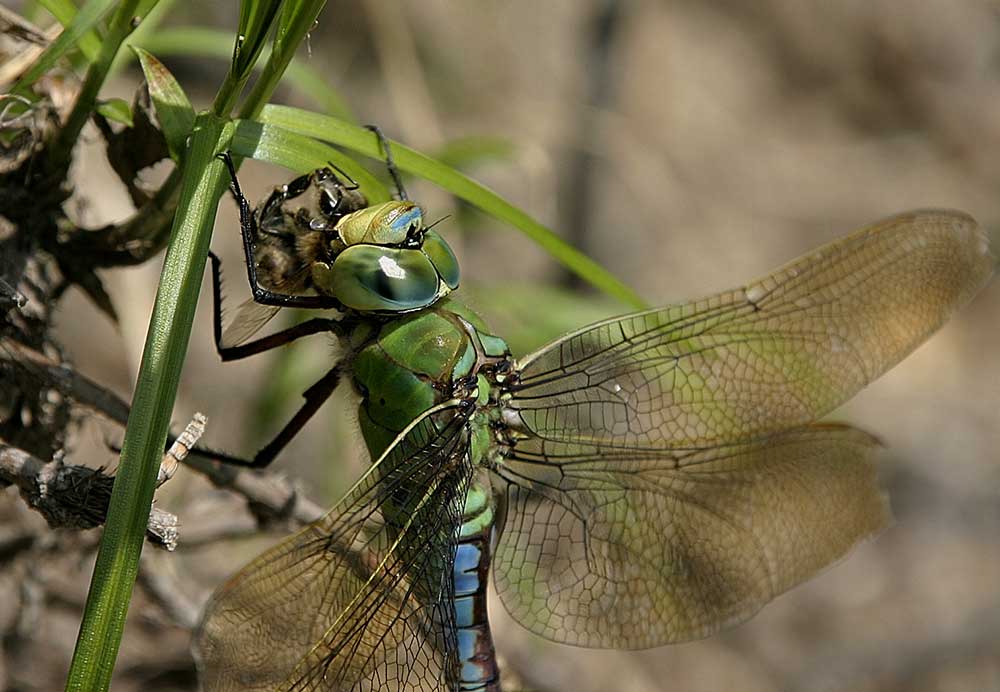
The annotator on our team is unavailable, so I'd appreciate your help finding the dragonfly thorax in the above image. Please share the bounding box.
[350,300,511,462]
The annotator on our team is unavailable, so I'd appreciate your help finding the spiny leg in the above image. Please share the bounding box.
[247,365,343,468]
[208,252,343,362]
[179,365,342,469]
[321,161,360,191]
[365,124,407,201]
[207,156,350,469]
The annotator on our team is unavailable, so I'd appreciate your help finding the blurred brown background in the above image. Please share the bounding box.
[3,1,1000,690]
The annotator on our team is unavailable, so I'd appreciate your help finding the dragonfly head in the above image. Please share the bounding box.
[311,201,460,313]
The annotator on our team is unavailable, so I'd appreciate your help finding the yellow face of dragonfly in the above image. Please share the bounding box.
[335,200,423,246]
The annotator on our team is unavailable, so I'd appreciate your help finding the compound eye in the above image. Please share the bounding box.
[385,203,423,243]
[422,230,460,289]
[322,245,441,312]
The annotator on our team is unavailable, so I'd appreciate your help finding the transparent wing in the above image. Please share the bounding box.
[508,210,993,450]
[194,403,474,691]
[493,210,993,648]
[493,424,888,648]
[219,298,281,348]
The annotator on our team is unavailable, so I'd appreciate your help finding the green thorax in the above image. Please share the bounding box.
[350,296,508,462]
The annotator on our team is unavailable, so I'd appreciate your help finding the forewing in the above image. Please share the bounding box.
[493,424,889,648]
[219,298,281,348]
[194,404,474,691]
[508,210,993,450]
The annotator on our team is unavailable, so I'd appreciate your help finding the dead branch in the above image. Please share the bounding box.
[0,443,177,548]
[2,333,325,536]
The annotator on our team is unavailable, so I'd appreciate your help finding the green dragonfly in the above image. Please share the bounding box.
[193,136,994,691]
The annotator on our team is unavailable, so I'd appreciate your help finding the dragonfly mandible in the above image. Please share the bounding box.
[193,131,995,692]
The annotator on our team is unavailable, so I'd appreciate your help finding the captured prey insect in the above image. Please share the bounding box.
[193,133,995,691]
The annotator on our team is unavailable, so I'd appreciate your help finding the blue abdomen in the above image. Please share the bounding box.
[454,480,500,691]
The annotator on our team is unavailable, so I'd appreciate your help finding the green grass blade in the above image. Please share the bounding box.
[47,0,157,175]
[36,0,103,62]
[432,135,515,170]
[15,0,116,91]
[64,114,233,692]
[135,27,353,119]
[258,105,647,308]
[236,0,328,120]
[109,0,176,76]
[234,0,283,77]
[134,47,195,161]
[46,0,153,175]
[94,97,132,126]
[213,0,283,115]
[232,118,390,202]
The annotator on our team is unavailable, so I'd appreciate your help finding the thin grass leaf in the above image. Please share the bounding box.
[432,135,515,171]
[135,0,164,15]
[275,0,327,55]
[36,0,103,62]
[64,114,233,692]
[236,0,328,120]
[135,27,353,119]
[15,0,117,92]
[134,47,195,162]
[232,118,390,202]
[258,105,647,309]
[109,0,177,75]
[234,0,283,77]
[213,0,283,115]
[95,97,132,126]
[46,0,153,174]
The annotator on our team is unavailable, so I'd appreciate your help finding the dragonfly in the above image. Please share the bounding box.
[193,133,994,692]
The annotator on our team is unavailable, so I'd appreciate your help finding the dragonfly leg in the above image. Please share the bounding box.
[319,161,360,191]
[365,124,407,200]
[208,252,343,362]
[245,365,342,468]
[217,152,343,311]
[177,365,341,468]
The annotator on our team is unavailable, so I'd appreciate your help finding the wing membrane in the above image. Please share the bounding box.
[194,403,474,691]
[494,210,992,648]
[219,298,282,348]
[494,424,888,648]
[508,210,993,449]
